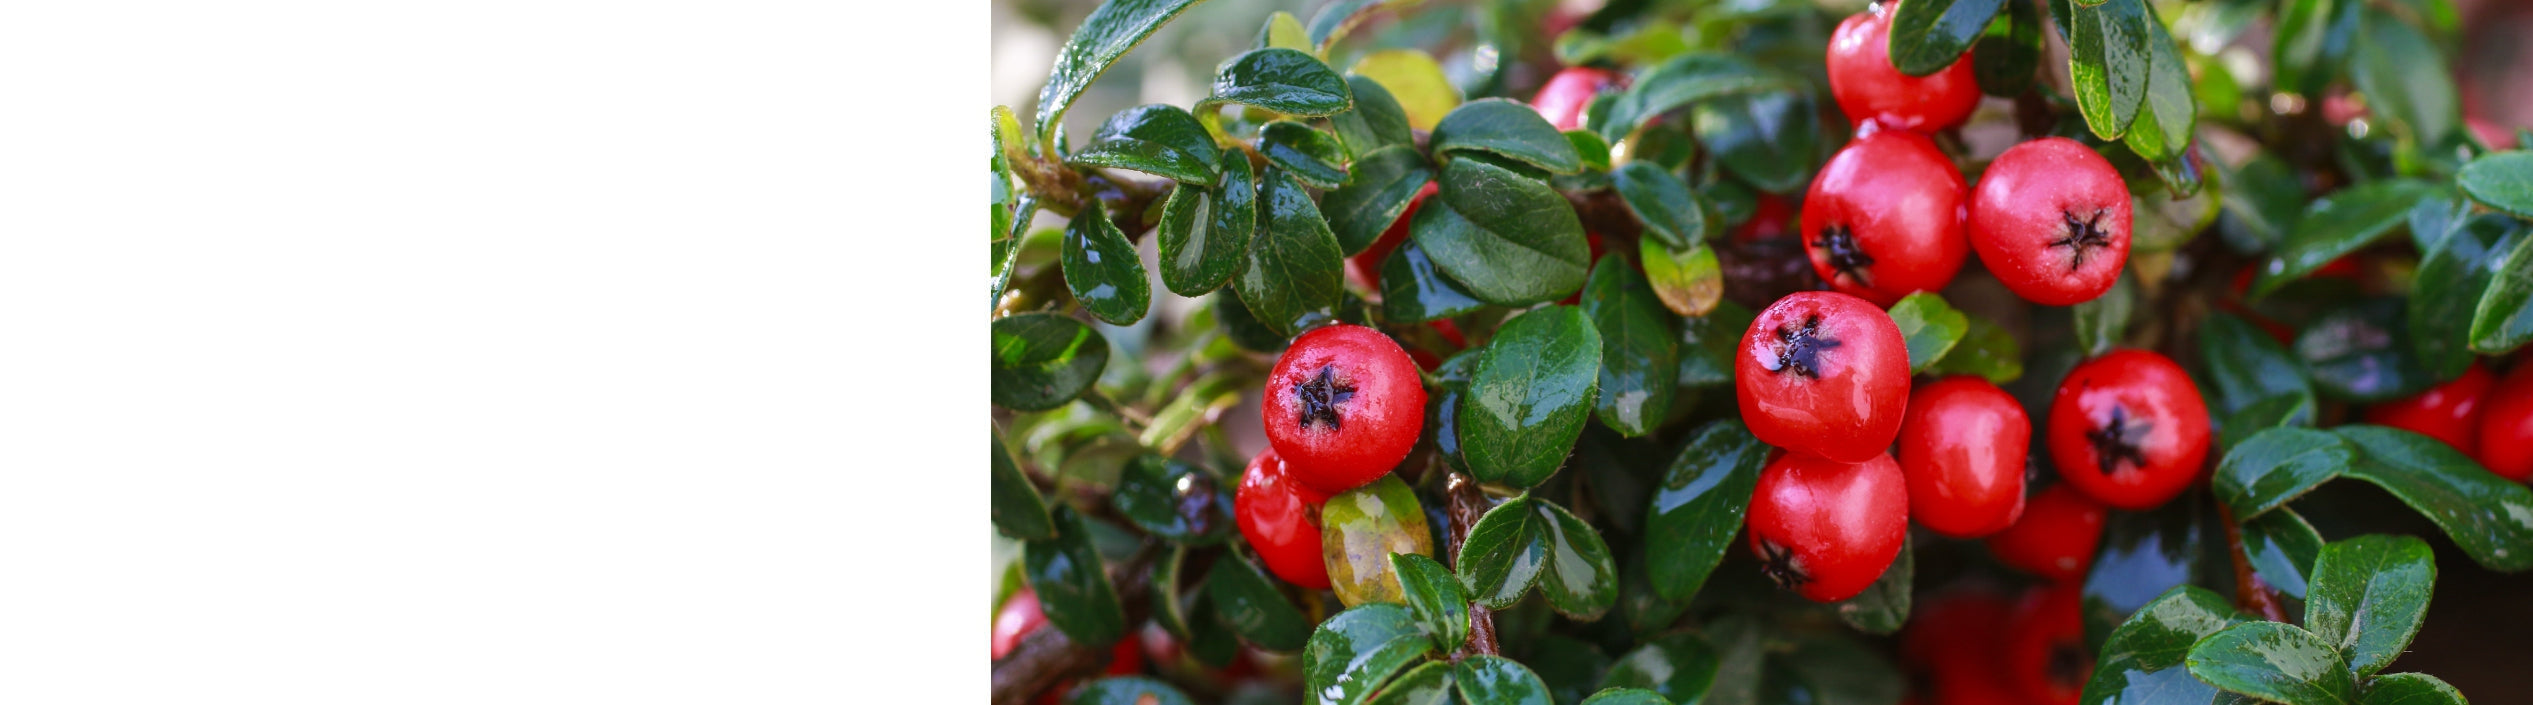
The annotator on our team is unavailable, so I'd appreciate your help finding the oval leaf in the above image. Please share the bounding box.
[2212,427,2351,519]
[1599,633,1719,703]
[1889,291,1969,373]
[1261,120,1352,189]
[2359,673,2466,705]
[1063,201,1153,325]
[1973,0,2043,95]
[1464,306,1603,487]
[1067,104,1223,185]
[1639,239,1723,317]
[1889,0,2007,76]
[1206,552,1314,651]
[1391,553,1470,653]
[992,425,1056,540]
[1925,315,2024,383]
[1431,98,1584,175]
[1332,75,1415,156]
[1024,506,1127,648]
[1583,256,1682,437]
[1323,145,1434,255]
[1366,661,1456,705]
[2068,0,2151,139]
[1644,420,1770,601]
[1302,604,1438,705]
[2080,586,2245,705]
[2081,495,2206,654]
[1322,474,1437,607]
[1034,0,1206,145]
[990,313,1111,411]
[1455,655,1555,705]
[2250,179,2438,297]
[1236,165,1348,336]
[2470,220,2533,355]
[2334,424,2533,572]
[1690,91,1821,195]
[1156,149,1257,296]
[2458,150,2533,218]
[2350,10,2456,147]
[2185,621,2356,705]
[1598,53,1789,141]
[1456,495,1546,609]
[1349,49,1460,131]
[1834,534,1912,635]
[1380,238,1486,324]
[1535,499,1620,621]
[2410,215,2518,377]
[2295,297,2433,402]
[1115,454,1232,543]
[2199,312,2314,416]
[2304,534,2436,679]
[2242,507,2325,602]
[1212,47,1352,116]
[1412,157,1592,306]
[2072,271,2136,356]
[1612,161,1710,250]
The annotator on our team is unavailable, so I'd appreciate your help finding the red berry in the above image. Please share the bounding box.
[2477,364,2533,482]
[1235,448,1334,589]
[1984,483,2109,580]
[1897,376,2030,538]
[1736,291,1913,462]
[1905,588,2024,705]
[1530,66,1625,132]
[1800,129,1970,306]
[1968,137,2134,306]
[992,588,1048,659]
[1746,451,1909,602]
[2045,350,2212,510]
[2365,362,2495,454]
[1825,5,1981,133]
[1263,324,1428,493]
[2003,584,2091,705]
[1345,182,1439,291]
[1733,192,1795,242]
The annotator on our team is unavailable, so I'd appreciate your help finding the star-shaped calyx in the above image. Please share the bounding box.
[2086,405,2154,475]
[1756,539,1811,592]
[1293,364,1357,431]
[2048,208,2116,271]
[1766,314,1843,379]
[1811,223,1875,286]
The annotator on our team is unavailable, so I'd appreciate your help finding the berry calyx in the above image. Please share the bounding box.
[1263,324,1427,493]
[1235,448,1334,589]
[1984,483,2109,580]
[1969,137,2134,306]
[2045,350,2212,510]
[1896,376,2031,538]
[1799,129,1970,306]
[1737,291,1913,462]
[2476,363,2533,482]
[1530,66,1625,131]
[1824,4,1982,132]
[1745,450,1909,602]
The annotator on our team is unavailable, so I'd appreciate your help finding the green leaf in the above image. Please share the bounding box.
[990,313,1111,411]
[1114,454,1232,544]
[1390,553,1469,653]
[2349,10,2456,147]
[1156,149,1256,296]
[1260,10,1309,51]
[2199,313,2314,417]
[2458,150,2533,218]
[1349,49,1460,131]
[991,425,1056,540]
[2295,298,2433,402]
[1033,0,1206,147]
[1568,130,1613,172]
[1973,0,2043,96]
[1365,661,1456,705]
[1067,104,1223,185]
[2472,225,2533,354]
[1600,633,1720,703]
[2121,9,2195,163]
[1643,420,1769,601]
[1777,633,1908,705]
[1024,505,1126,648]
[1206,551,1313,651]
[1578,688,1672,705]
[1412,157,1591,306]
[2251,179,2439,297]
[1431,99,1584,175]
[1534,499,1620,620]
[2241,507,2325,602]
[1323,145,1433,255]
[2212,427,2351,519]
[1690,91,1821,195]
[2217,153,2308,252]
[2407,191,2473,258]
[2068,0,2151,139]
[2079,586,2246,705]
[1062,202,1153,326]
[1525,635,1615,705]
[1261,120,1352,189]
[1457,495,1546,609]
[2219,392,2318,451]
[2335,424,2533,572]
[2411,215,2520,377]
[1464,306,1603,487]
[2358,673,2467,705]
[1236,166,1348,336]
[991,196,1036,311]
[1888,0,2007,76]
[2186,621,2357,705]
[2274,0,2360,97]
[1214,287,1290,352]
[1455,655,1556,705]
[1888,292,1969,373]
[1691,615,1763,705]
[1067,676,1197,705]
[1926,315,2024,383]
[1612,162,1711,250]
[1584,256,1681,437]
[1677,301,1753,388]
[1303,604,1439,705]
[2081,495,2206,654]
[2304,534,2435,679]
[1305,0,1408,52]
[1833,533,1912,635]
[1331,76,1415,157]
[1599,53,1792,141]
[1380,239,1486,324]
[1212,48,1352,116]
[1639,239,1723,318]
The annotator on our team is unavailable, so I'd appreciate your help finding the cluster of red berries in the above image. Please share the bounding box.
[1237,324,1427,588]
[1904,584,2091,705]
[2366,360,2533,481]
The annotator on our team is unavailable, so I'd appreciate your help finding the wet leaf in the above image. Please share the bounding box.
[1068,103,1223,185]
[2212,427,2351,519]
[1236,166,1348,336]
[2250,179,2438,297]
[1455,655,1555,705]
[1063,201,1153,325]
[1207,551,1313,651]
[2470,222,2533,355]
[2295,298,2433,402]
[1973,0,2043,96]
[1323,146,1432,255]
[1391,553,1469,653]
[1349,49,1460,131]
[1888,0,2006,76]
[1365,661,1456,705]
[1578,688,1672,705]
[2358,673,2466,705]
[1323,474,1437,607]
[1067,676,1197,705]
[1306,0,1407,51]
[1612,162,1711,250]
[1834,534,1911,635]
[2410,215,2518,377]
[1677,301,1754,387]
[1464,307,1603,487]
[2241,507,2324,603]
[1690,91,1821,195]
[990,313,1111,411]
[1155,150,1256,296]
[2199,312,2313,417]
[1380,238,1487,324]
[1599,633,1720,703]
[1926,315,2024,383]
[2074,271,2136,356]
[1115,454,1233,543]
[2081,494,2205,653]
[2068,0,2150,139]
[1456,495,1547,609]
[1598,53,1791,142]
[2079,586,2245,705]
[1261,120,1352,189]
[1303,604,1438,705]
[1212,47,1352,116]
[1432,98,1584,175]
[2305,534,2435,679]
[1584,256,1682,437]
[2334,424,2533,572]
[1412,157,1592,306]
[1535,499,1620,620]
[1331,75,1415,157]
[2350,10,2456,147]
[2186,621,2355,705]
[1888,292,1968,373]
[2121,9,2195,163]
[1215,287,1291,352]
[1034,0,1206,145]
[1025,505,1126,648]
[1644,421,1769,601]
[2458,150,2533,218]
[992,425,1056,540]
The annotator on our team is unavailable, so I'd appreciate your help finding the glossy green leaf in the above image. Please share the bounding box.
[1568,130,1613,172]
[1524,635,1615,705]
[1114,454,1232,543]
[991,425,1056,540]
[1776,633,1907,705]
[1639,239,1722,318]
[1025,506,1126,648]
[1033,0,1206,146]
[1305,0,1407,51]
[2242,507,2325,602]
[1888,0,2006,76]
[2186,621,2356,705]
[2411,215,2519,377]
[1391,553,1469,653]
[2350,10,2456,147]
[1068,104,1222,185]
[1464,307,1603,487]
[2080,586,2245,705]
[1366,661,1456,705]
[1304,604,1439,705]
[2251,179,2438,297]
[1584,256,1681,437]
[1456,495,1546,609]
[1431,98,1584,175]
[2212,427,2351,519]
[1062,202,1152,326]
[991,196,1035,311]
[2068,0,2150,139]
[1322,475,1437,607]
[1888,291,1968,373]
[2358,673,2466,705]
[2295,298,2433,402]
[1689,91,1820,195]
[2220,392,2318,451]
[1578,688,1672,705]
[1926,315,2024,383]
[1067,676,1197,705]
[1412,157,1592,306]
[1212,48,1352,116]
[1612,162,1710,250]
[2121,10,2194,163]
[1599,633,1720,703]
[1236,166,1348,336]
[1834,534,1911,635]
[2335,424,2533,572]
[2199,313,2314,417]
[1262,120,1352,189]
[2217,154,2307,252]
[1456,655,1555,705]
[1677,301,1753,387]
[1207,552,1313,651]
[1534,499,1619,620]
[1332,76,1415,157]
[2304,534,2435,679]
[1323,145,1432,255]
[1643,420,1769,601]
[1214,287,1290,352]
[1973,0,2043,96]
[990,313,1112,411]
[2274,0,2360,97]
[2081,495,2206,654]
[1380,239,1485,324]
[1599,53,1792,141]
[2458,150,2533,218]
[1156,149,1256,296]
[2473,227,2533,354]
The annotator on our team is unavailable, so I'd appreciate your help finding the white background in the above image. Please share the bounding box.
[0,2,970,701]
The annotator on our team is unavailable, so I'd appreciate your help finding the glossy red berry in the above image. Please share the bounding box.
[1825,5,1981,133]
[2365,361,2494,454]
[1746,451,1909,602]
[2476,363,2533,482]
[2004,584,2090,705]
[1904,588,2024,705]
[1345,182,1438,291]
[1984,483,2108,581]
[1736,291,1913,462]
[1530,66,1625,131]
[1263,324,1428,493]
[1235,448,1333,589]
[1968,137,2134,306]
[1897,376,2030,538]
[1798,129,1969,306]
[1732,192,1796,242]
[2046,350,2213,510]
[992,588,1048,659]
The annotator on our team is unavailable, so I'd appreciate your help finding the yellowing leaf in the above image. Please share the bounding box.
[1349,49,1461,131]
[1264,11,1310,52]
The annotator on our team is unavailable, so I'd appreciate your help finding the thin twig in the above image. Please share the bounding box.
[1443,469,1502,659]
[989,545,1160,705]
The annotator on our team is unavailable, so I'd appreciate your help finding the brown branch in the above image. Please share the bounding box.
[989,546,1161,705]
[1443,470,1501,659]
[2212,499,2289,623]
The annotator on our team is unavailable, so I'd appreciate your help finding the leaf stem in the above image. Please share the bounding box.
[1443,468,1503,659]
